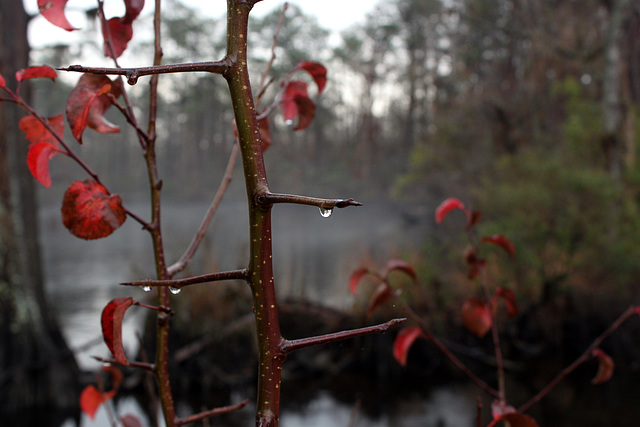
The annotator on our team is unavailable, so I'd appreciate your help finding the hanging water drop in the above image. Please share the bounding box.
[142,286,152,292]
[169,286,181,295]
[319,207,333,218]
[127,71,139,85]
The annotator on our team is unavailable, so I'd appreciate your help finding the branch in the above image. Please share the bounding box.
[281,318,406,354]
[91,355,154,371]
[121,269,248,290]
[59,60,231,83]
[167,142,240,276]
[257,191,363,210]
[175,399,249,426]
[517,305,639,414]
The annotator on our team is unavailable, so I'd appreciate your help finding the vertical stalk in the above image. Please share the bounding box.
[224,1,284,425]
[146,0,176,425]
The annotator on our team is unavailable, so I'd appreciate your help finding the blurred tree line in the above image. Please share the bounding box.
[31,0,640,304]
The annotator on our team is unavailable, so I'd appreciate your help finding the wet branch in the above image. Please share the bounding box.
[175,399,249,426]
[59,60,231,84]
[257,191,363,210]
[121,269,249,289]
[282,318,406,354]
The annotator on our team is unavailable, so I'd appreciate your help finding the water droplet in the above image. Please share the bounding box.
[142,286,152,292]
[127,71,139,85]
[319,207,333,218]
[169,286,181,295]
[285,119,294,126]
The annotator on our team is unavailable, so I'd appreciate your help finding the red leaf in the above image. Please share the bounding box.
[27,142,59,188]
[103,18,134,59]
[461,298,492,337]
[490,413,539,427]
[38,0,78,31]
[494,287,518,317]
[101,297,134,365]
[0,73,5,87]
[80,385,106,419]
[292,96,316,130]
[295,61,327,94]
[280,80,316,130]
[491,399,516,419]
[61,179,127,240]
[383,259,417,283]
[366,283,394,317]
[591,348,615,384]
[393,326,424,367]
[102,365,124,396]
[482,234,516,257]
[66,74,122,144]
[435,198,466,224]
[16,66,57,82]
[467,209,482,229]
[258,117,272,151]
[464,246,486,279]
[123,0,145,23]
[120,414,143,427]
[19,114,64,146]
[349,267,370,294]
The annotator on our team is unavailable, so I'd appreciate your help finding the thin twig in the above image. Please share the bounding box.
[282,318,406,354]
[175,399,249,426]
[517,305,638,413]
[258,191,363,209]
[59,60,231,81]
[121,269,248,289]
[167,142,241,276]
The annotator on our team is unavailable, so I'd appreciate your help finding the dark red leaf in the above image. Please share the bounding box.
[292,95,316,130]
[482,234,516,257]
[16,66,57,82]
[61,179,127,240]
[38,0,78,31]
[27,142,60,188]
[467,209,482,229]
[280,80,316,130]
[80,385,106,419]
[120,414,143,427]
[366,283,394,317]
[123,0,145,23]
[464,246,486,279]
[295,61,327,94]
[461,297,492,337]
[101,297,134,365]
[349,267,370,294]
[19,114,64,146]
[103,18,134,59]
[494,287,518,317]
[383,259,417,283]
[491,399,516,419]
[258,117,272,151]
[435,198,466,224]
[591,348,615,384]
[66,74,122,144]
[491,413,539,427]
[0,73,5,87]
[393,326,424,367]
[102,365,124,396]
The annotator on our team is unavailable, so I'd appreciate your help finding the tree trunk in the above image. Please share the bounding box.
[0,0,80,414]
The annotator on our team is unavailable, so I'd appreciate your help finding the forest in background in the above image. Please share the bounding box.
[30,0,640,310]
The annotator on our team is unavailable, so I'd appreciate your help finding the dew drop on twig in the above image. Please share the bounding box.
[169,287,181,295]
[319,207,333,218]
[142,286,152,292]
